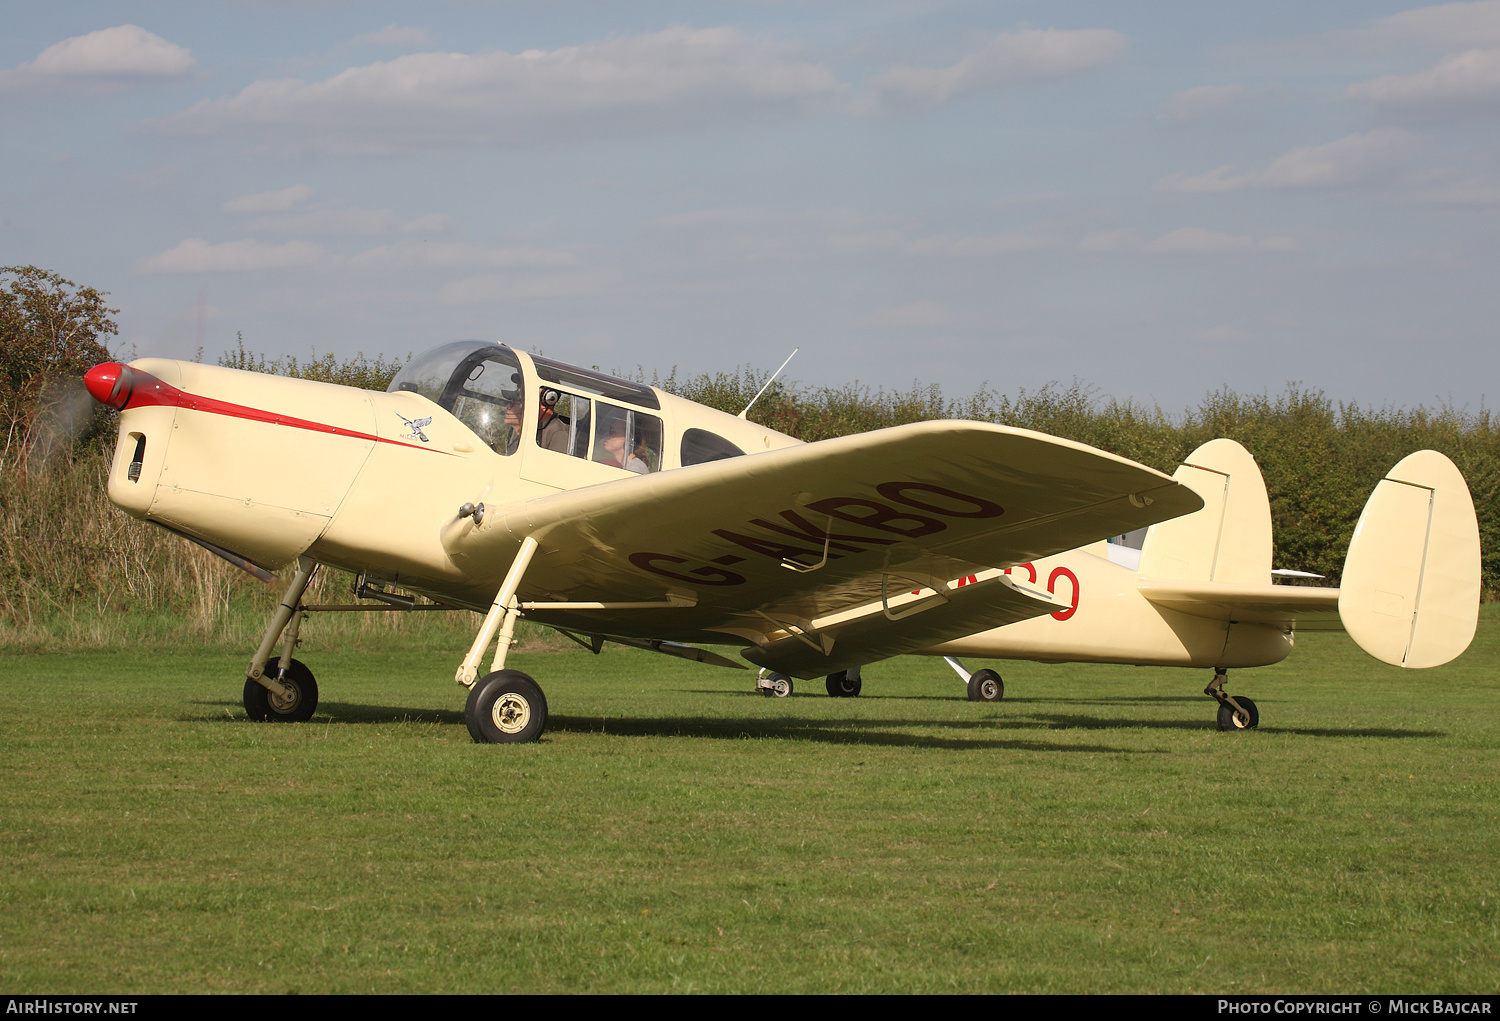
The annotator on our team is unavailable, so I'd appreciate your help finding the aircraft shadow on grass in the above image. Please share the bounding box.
[191,697,1443,742]
[191,697,1152,752]
[683,689,1206,704]
[1023,712,1444,739]
[193,698,465,726]
[542,713,1167,753]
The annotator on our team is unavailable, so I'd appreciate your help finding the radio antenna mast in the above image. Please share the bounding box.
[738,348,799,419]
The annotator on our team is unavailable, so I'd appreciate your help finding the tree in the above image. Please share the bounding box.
[0,265,118,476]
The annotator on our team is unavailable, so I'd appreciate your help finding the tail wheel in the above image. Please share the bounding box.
[1216,695,1259,731]
[967,668,1003,702]
[466,670,548,743]
[244,659,318,722]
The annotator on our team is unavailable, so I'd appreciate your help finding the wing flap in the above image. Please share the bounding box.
[742,573,1066,678]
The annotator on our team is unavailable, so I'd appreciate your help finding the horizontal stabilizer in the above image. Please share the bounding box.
[1138,580,1342,630]
[1339,450,1480,668]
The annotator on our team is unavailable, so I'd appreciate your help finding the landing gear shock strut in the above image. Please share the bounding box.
[1205,668,1259,731]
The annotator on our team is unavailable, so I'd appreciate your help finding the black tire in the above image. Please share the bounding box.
[1216,695,1259,731]
[466,670,548,744]
[767,673,793,698]
[244,658,318,722]
[825,670,862,698]
[967,668,1003,702]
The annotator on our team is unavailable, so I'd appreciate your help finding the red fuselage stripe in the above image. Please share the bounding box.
[125,372,451,454]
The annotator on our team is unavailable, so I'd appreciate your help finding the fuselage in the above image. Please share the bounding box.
[924,543,1294,670]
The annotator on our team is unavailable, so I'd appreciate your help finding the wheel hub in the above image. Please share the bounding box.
[492,693,532,734]
[268,682,300,713]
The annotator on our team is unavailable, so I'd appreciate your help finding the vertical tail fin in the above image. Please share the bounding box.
[1338,450,1480,668]
[1137,438,1272,585]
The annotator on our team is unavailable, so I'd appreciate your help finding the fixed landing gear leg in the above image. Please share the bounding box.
[244,557,319,722]
[456,536,539,689]
[1205,668,1259,731]
[458,536,550,744]
[247,557,317,691]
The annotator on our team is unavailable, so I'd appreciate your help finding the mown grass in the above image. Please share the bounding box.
[1,611,1497,993]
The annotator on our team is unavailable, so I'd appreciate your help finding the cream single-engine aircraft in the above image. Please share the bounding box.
[82,342,1478,742]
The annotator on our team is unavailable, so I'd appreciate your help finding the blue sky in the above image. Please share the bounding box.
[3,2,1497,412]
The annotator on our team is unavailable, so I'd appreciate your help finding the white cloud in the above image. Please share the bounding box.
[223,184,315,213]
[937,225,1068,256]
[874,28,1127,106]
[222,186,455,236]
[436,268,624,304]
[352,25,434,50]
[251,209,455,238]
[1412,173,1500,203]
[1161,84,1247,123]
[1331,1,1500,51]
[346,240,580,272]
[1157,128,1420,193]
[1077,229,1144,253]
[655,208,913,261]
[862,301,950,328]
[656,208,1067,261]
[135,238,332,274]
[135,235,584,277]
[1141,228,1299,254]
[154,26,846,153]
[0,25,194,93]
[1344,47,1500,115]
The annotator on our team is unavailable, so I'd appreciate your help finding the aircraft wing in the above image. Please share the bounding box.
[451,420,1204,668]
[1138,580,1344,631]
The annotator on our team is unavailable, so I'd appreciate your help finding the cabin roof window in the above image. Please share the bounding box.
[530,354,661,410]
[681,428,745,466]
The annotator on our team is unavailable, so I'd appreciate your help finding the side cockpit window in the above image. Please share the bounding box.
[681,428,745,466]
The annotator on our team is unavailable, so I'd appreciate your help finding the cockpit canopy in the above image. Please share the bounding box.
[388,341,525,454]
[387,341,676,472]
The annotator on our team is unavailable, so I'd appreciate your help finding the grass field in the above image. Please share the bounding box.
[1,612,1497,993]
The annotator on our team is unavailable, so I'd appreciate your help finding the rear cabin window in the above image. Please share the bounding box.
[592,403,663,474]
[681,428,745,466]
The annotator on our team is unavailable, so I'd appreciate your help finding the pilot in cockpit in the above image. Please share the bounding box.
[501,392,524,456]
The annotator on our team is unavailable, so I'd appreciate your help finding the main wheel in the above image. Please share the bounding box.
[967,668,1003,702]
[825,670,862,698]
[466,670,548,744]
[244,658,318,722]
[1216,695,1259,731]
[763,673,793,698]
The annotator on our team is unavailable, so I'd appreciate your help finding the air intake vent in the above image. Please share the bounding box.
[127,434,146,482]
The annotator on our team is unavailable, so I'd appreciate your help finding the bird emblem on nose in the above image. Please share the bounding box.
[396,413,433,443]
